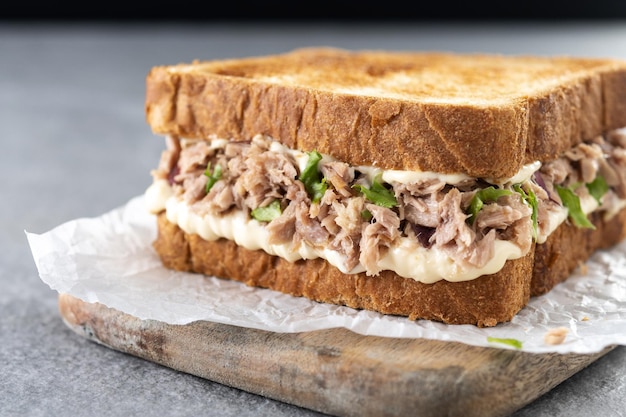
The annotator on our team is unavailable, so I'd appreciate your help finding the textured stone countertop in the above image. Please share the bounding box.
[2,21,625,417]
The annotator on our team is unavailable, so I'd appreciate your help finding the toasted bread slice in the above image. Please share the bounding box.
[145,47,626,179]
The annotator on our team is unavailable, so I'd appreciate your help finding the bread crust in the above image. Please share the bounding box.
[532,208,626,296]
[153,212,533,327]
[145,47,626,179]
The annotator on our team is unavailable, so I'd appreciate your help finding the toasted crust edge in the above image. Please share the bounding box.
[532,208,626,296]
[145,49,626,179]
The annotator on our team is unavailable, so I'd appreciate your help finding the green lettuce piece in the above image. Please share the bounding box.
[299,151,327,203]
[513,184,539,239]
[555,184,595,229]
[251,200,282,222]
[487,336,523,349]
[352,173,398,208]
[467,187,513,225]
[586,175,609,205]
[204,163,223,193]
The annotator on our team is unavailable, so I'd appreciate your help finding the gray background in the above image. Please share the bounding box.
[2,21,626,416]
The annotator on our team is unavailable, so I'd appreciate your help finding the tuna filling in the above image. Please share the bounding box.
[150,130,626,277]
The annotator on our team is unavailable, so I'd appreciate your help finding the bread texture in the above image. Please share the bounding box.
[152,206,626,327]
[145,47,626,179]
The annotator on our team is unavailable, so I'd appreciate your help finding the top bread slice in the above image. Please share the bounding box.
[145,47,626,179]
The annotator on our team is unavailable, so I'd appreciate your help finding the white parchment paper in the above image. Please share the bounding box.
[26,196,626,354]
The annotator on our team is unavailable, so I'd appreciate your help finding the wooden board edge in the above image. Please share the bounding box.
[57,293,615,417]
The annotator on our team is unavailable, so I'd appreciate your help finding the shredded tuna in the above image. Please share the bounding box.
[320,161,355,197]
[435,188,474,248]
[177,141,214,177]
[267,182,309,245]
[199,181,235,215]
[266,202,297,244]
[322,196,366,270]
[182,175,208,205]
[463,229,496,268]
[151,136,181,183]
[294,200,330,247]
[360,204,400,275]
[475,197,529,231]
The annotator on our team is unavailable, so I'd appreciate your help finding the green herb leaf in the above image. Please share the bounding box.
[487,336,523,349]
[299,151,327,203]
[251,200,282,222]
[468,187,513,225]
[204,163,223,193]
[360,209,373,221]
[513,184,539,239]
[586,175,609,205]
[555,185,595,229]
[352,173,398,208]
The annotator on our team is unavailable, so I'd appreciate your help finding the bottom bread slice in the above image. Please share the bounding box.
[152,208,626,327]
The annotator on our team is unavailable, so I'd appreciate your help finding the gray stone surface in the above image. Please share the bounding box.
[2,21,625,417]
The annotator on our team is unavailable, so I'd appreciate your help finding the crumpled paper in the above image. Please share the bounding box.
[26,195,626,354]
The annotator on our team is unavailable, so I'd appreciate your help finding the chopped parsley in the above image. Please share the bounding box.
[586,175,609,205]
[513,184,539,239]
[299,151,327,203]
[204,163,223,193]
[352,173,398,208]
[467,187,513,225]
[487,336,523,349]
[360,209,373,221]
[555,184,595,229]
[251,200,282,222]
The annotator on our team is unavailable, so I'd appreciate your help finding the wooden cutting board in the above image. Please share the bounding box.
[58,293,614,417]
